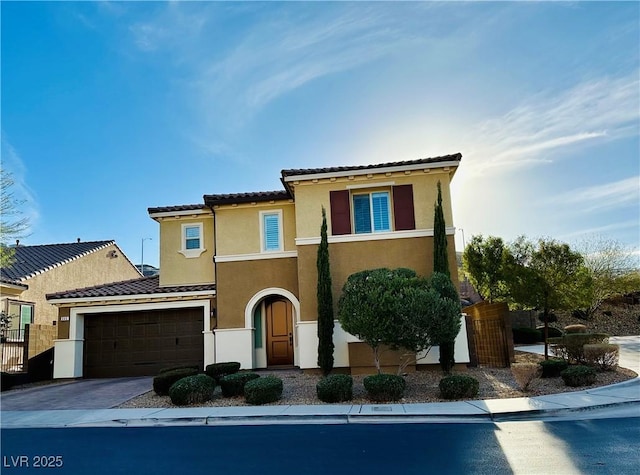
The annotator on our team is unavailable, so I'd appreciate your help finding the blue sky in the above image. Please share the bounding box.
[2,1,638,269]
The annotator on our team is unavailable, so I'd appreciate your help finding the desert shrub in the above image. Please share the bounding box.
[535,326,563,339]
[205,362,241,382]
[168,374,216,406]
[564,324,587,334]
[363,374,406,402]
[563,333,609,364]
[512,327,541,344]
[584,343,619,371]
[219,372,260,397]
[439,374,479,400]
[561,365,597,387]
[538,312,558,324]
[153,368,199,396]
[511,363,541,391]
[316,374,353,403]
[539,359,568,378]
[244,376,283,405]
[158,364,199,375]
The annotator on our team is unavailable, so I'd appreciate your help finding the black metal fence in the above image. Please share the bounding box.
[0,328,28,373]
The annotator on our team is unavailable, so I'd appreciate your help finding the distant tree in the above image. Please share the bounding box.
[576,236,640,317]
[316,207,334,375]
[505,237,586,359]
[0,169,30,267]
[338,268,449,374]
[462,235,510,303]
[433,181,449,276]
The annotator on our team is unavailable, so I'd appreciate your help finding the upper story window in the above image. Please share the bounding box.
[179,223,206,258]
[330,184,415,236]
[260,210,283,252]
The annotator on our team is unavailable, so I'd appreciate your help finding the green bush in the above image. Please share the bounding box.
[512,327,541,344]
[153,368,199,396]
[205,362,241,382]
[168,374,216,406]
[439,374,479,400]
[584,343,619,371]
[535,326,563,339]
[539,359,568,378]
[561,365,597,387]
[219,372,260,397]
[244,375,283,405]
[363,374,406,402]
[548,333,609,364]
[158,364,199,375]
[316,374,353,403]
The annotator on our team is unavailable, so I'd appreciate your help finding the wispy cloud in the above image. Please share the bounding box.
[463,73,639,174]
[547,176,639,212]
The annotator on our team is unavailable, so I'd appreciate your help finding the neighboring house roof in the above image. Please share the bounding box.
[204,190,292,206]
[147,204,208,215]
[47,275,216,301]
[0,278,28,290]
[280,153,462,179]
[1,240,124,282]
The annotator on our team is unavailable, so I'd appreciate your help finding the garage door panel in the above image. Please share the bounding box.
[84,308,204,378]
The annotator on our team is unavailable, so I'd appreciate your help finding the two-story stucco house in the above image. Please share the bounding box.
[49,154,468,378]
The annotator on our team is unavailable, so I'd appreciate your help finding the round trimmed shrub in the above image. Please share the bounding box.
[363,374,406,402]
[561,365,597,387]
[539,358,568,378]
[153,368,199,396]
[158,364,199,375]
[316,374,353,403]
[205,362,241,382]
[439,374,479,400]
[168,374,216,406]
[219,372,260,397]
[244,375,283,405]
[512,327,542,344]
[564,324,587,334]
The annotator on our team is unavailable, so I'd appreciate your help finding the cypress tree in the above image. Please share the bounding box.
[433,181,456,373]
[317,207,334,375]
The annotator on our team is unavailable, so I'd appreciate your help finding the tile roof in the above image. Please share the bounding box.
[204,190,292,206]
[281,153,462,178]
[147,204,208,214]
[1,241,117,282]
[0,278,28,289]
[46,275,216,300]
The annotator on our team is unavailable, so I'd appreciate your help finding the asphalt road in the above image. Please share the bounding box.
[2,417,639,474]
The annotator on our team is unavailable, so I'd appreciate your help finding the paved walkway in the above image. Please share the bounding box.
[1,337,638,428]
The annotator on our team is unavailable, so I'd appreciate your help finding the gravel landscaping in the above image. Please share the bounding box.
[116,351,637,409]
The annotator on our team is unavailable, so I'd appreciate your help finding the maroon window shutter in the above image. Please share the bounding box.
[393,184,415,231]
[330,190,351,235]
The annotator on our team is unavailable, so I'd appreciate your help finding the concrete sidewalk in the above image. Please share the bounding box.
[2,337,638,428]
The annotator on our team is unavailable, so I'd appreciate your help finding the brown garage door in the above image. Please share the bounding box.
[84,308,204,378]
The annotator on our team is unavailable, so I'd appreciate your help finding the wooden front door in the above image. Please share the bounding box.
[266,298,294,366]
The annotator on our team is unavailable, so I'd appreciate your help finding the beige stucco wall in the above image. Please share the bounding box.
[290,168,455,239]
[297,235,459,322]
[19,242,140,326]
[158,214,216,286]
[216,258,298,329]
[214,201,296,256]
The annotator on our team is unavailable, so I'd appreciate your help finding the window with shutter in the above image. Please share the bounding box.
[353,191,391,234]
[261,211,283,251]
[392,184,415,231]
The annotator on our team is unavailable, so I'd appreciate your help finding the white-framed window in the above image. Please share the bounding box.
[352,191,391,234]
[6,300,34,333]
[179,222,206,258]
[260,210,283,252]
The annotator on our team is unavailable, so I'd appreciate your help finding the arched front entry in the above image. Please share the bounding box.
[245,288,300,369]
[264,297,294,366]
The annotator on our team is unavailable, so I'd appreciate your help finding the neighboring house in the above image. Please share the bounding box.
[0,241,141,364]
[49,154,469,378]
[136,264,160,277]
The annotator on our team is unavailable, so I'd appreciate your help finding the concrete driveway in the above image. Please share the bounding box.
[0,377,152,411]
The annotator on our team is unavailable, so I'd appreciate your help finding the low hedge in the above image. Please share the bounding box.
[153,368,199,396]
[512,327,541,344]
[561,365,597,387]
[168,374,216,406]
[220,372,260,397]
[316,374,353,403]
[205,362,241,382]
[363,374,406,402]
[439,374,479,400]
[539,358,568,378]
[548,333,609,363]
[244,376,283,405]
